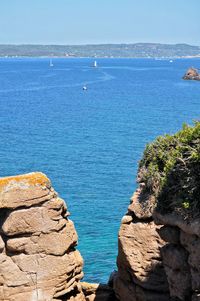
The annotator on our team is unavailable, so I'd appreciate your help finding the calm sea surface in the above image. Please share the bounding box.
[0,58,200,282]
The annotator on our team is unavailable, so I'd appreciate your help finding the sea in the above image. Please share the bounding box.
[0,57,200,283]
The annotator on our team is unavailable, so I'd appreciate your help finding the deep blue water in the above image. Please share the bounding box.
[0,58,200,282]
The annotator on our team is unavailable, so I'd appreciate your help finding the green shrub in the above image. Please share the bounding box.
[138,121,200,217]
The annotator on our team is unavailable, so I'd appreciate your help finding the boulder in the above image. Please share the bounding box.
[183,67,200,81]
[0,172,86,301]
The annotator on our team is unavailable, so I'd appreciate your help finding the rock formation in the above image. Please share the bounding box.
[183,67,200,80]
[1,122,199,301]
[81,282,115,301]
[114,122,200,301]
[113,185,170,301]
[113,183,200,301]
[0,172,86,301]
[154,211,200,301]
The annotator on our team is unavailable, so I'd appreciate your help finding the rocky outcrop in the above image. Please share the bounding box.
[1,166,199,301]
[154,211,200,301]
[183,67,200,80]
[114,183,200,301]
[0,172,86,301]
[113,122,200,301]
[114,185,170,301]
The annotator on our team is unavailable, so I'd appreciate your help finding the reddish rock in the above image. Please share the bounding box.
[180,231,200,291]
[128,185,156,219]
[6,220,78,255]
[154,211,200,299]
[154,211,200,237]
[81,282,116,301]
[0,172,86,301]
[114,187,169,301]
[118,221,168,291]
[183,67,200,81]
[114,276,170,301]
[0,172,51,209]
[161,244,191,300]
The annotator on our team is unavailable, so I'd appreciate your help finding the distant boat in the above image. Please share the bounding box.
[93,60,97,67]
[82,85,87,91]
[169,60,173,63]
[49,59,54,67]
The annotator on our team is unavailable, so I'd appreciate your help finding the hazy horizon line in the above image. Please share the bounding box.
[0,42,199,47]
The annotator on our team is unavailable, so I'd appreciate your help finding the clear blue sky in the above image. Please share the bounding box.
[0,0,199,45]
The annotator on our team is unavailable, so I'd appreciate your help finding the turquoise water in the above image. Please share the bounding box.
[0,58,200,282]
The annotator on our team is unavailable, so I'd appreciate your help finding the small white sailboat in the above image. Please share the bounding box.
[82,85,87,91]
[93,60,97,67]
[49,59,54,67]
[169,60,173,63]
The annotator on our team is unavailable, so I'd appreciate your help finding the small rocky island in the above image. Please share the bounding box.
[183,67,200,80]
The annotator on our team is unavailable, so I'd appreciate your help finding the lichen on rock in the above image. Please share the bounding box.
[0,172,86,301]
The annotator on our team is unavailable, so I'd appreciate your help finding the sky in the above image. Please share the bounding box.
[0,0,199,45]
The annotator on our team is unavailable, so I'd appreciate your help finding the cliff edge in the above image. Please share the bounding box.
[114,122,200,301]
[1,122,199,301]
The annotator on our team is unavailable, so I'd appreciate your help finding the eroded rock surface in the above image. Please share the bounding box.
[0,172,86,301]
[81,282,115,301]
[114,175,200,301]
[114,185,170,301]
[154,211,200,300]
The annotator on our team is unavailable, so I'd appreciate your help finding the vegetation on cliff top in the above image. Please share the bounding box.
[138,122,200,217]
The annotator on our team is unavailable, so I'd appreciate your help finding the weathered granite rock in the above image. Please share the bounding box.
[161,244,191,300]
[154,211,200,300]
[118,221,168,291]
[81,282,115,301]
[183,67,200,81]
[158,225,180,244]
[113,122,200,301]
[114,186,169,301]
[128,184,156,219]
[180,231,200,291]
[0,172,86,301]
[154,211,200,237]
[6,220,77,255]
[114,276,170,301]
[0,173,51,209]
[113,183,200,300]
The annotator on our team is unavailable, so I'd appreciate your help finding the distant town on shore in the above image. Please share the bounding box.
[0,43,200,58]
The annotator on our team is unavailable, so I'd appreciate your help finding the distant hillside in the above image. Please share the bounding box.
[0,43,200,58]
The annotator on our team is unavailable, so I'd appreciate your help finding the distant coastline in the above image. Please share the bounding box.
[0,43,200,59]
